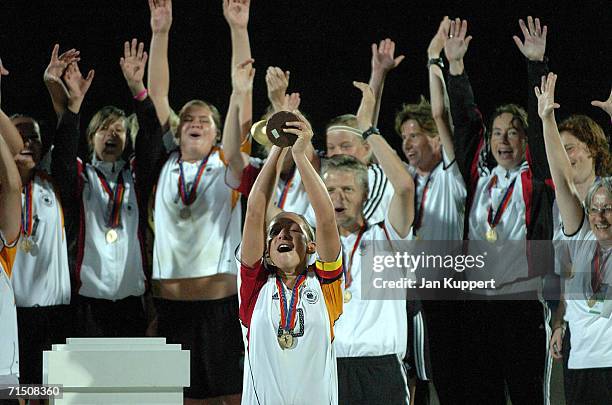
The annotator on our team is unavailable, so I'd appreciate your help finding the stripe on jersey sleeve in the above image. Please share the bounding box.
[314,253,343,280]
[0,244,18,279]
[320,278,343,342]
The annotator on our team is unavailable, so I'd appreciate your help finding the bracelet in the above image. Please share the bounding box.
[362,126,380,140]
[133,88,148,100]
[552,324,566,334]
[427,57,445,70]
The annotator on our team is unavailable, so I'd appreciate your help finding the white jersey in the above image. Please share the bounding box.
[239,257,343,405]
[408,147,466,241]
[466,162,541,294]
[562,218,612,369]
[12,172,71,307]
[334,216,410,359]
[0,233,19,384]
[79,158,145,300]
[153,149,242,279]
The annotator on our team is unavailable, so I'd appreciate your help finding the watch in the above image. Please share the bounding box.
[362,126,380,140]
[427,57,445,69]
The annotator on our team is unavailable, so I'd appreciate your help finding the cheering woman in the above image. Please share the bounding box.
[537,72,612,404]
[239,115,343,405]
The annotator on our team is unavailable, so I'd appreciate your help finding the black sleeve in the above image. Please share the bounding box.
[447,72,486,191]
[133,96,167,220]
[50,110,81,291]
[51,110,80,235]
[526,59,551,182]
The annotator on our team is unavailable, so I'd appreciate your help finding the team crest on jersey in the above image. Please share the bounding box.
[303,287,319,304]
[40,192,54,207]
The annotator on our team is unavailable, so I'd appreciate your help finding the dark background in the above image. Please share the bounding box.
[1,0,610,155]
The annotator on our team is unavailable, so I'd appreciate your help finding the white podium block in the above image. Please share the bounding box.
[43,337,190,405]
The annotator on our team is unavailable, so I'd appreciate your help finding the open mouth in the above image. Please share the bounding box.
[594,223,610,230]
[497,149,514,160]
[334,207,346,214]
[19,149,34,156]
[277,243,294,253]
[105,140,118,148]
[188,131,202,139]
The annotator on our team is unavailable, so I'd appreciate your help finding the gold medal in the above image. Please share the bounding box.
[179,207,191,219]
[278,332,294,349]
[587,297,597,308]
[485,227,497,243]
[106,229,118,244]
[343,290,352,303]
[20,237,33,253]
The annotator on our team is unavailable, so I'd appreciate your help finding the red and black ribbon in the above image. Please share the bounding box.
[94,168,125,229]
[178,155,209,206]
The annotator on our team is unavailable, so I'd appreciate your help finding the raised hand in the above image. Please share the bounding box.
[64,62,95,101]
[120,39,148,90]
[534,72,560,119]
[353,81,375,131]
[283,93,301,112]
[232,58,255,94]
[149,0,172,34]
[428,17,451,59]
[443,18,472,62]
[371,38,405,75]
[286,110,313,156]
[513,16,547,62]
[223,0,250,30]
[44,44,80,83]
[591,87,612,118]
[265,66,289,111]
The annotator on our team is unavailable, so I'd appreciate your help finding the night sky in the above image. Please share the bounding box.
[1,0,610,154]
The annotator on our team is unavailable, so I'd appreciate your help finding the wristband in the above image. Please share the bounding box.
[427,57,445,70]
[362,126,380,140]
[133,88,148,100]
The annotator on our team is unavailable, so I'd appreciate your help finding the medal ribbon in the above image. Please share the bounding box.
[21,181,34,236]
[276,274,306,331]
[343,225,367,288]
[486,175,517,229]
[591,247,602,294]
[412,174,432,236]
[94,169,125,229]
[178,156,209,206]
[277,173,295,209]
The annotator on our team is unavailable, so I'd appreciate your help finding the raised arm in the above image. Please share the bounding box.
[428,17,454,161]
[223,0,252,74]
[223,59,254,184]
[285,112,341,261]
[513,16,550,181]
[0,133,21,243]
[51,61,94,229]
[354,81,414,237]
[147,0,172,127]
[43,45,80,118]
[0,60,23,155]
[535,73,583,234]
[368,38,404,127]
[120,38,166,207]
[444,18,484,187]
[241,146,285,267]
